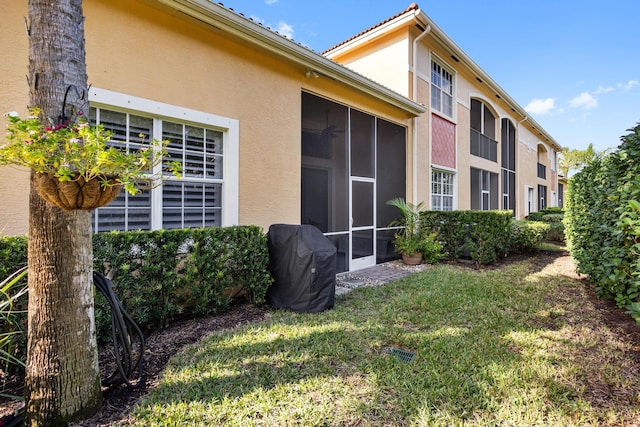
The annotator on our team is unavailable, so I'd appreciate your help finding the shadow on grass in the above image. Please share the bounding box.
[132,252,639,425]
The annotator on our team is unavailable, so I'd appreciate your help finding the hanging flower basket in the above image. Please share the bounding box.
[0,107,182,211]
[33,173,122,211]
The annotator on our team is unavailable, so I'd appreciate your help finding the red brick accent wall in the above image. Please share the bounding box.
[432,114,456,169]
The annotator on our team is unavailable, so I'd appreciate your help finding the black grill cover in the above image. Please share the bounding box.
[266,224,336,313]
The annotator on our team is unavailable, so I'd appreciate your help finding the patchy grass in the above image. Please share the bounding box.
[539,241,567,252]
[126,256,640,426]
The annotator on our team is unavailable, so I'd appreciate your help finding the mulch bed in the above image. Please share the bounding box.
[2,251,639,426]
[0,303,269,426]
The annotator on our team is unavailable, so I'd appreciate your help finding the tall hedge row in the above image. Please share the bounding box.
[565,124,640,321]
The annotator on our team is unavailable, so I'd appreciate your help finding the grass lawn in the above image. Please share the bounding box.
[126,253,640,426]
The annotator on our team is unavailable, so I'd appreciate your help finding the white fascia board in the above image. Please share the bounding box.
[324,13,418,59]
[154,0,426,116]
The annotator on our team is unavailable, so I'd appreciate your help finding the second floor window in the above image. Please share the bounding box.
[431,60,453,118]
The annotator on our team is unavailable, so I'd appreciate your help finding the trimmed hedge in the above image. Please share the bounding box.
[92,226,272,338]
[508,220,550,253]
[526,208,565,243]
[565,124,640,321]
[421,210,512,265]
[1,225,273,369]
[526,207,564,222]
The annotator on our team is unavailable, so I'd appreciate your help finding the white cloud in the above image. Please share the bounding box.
[525,98,557,115]
[276,22,294,39]
[594,85,615,94]
[569,92,598,109]
[622,80,639,91]
[593,80,638,95]
[265,0,278,4]
[248,14,294,40]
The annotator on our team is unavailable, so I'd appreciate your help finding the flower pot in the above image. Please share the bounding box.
[33,173,121,211]
[401,252,423,265]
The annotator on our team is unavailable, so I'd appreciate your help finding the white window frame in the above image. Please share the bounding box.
[89,87,239,228]
[538,184,547,211]
[526,186,535,216]
[481,170,491,210]
[431,168,456,211]
[430,58,454,119]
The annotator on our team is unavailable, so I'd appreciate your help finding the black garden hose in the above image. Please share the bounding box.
[93,272,145,388]
[1,270,144,426]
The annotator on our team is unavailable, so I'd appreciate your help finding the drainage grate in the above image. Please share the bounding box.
[387,347,416,363]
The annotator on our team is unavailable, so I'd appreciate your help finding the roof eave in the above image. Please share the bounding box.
[324,12,419,58]
[154,0,426,116]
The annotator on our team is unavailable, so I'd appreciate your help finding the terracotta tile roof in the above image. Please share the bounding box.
[321,3,419,54]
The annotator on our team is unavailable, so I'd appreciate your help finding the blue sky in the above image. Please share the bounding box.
[221,0,639,153]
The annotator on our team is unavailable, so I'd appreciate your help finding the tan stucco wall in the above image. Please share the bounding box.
[327,28,411,98]
[327,20,562,218]
[0,0,413,236]
[448,55,557,218]
[0,1,30,236]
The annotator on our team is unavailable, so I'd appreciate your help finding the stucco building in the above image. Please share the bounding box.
[324,3,561,219]
[0,1,560,272]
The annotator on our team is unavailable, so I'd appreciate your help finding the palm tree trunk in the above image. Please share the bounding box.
[24,0,102,425]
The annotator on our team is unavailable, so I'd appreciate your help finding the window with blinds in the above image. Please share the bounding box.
[90,107,224,232]
[162,122,223,228]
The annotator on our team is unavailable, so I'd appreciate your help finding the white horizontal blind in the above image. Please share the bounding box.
[162,181,222,229]
[90,108,153,231]
[161,121,223,229]
[90,107,224,232]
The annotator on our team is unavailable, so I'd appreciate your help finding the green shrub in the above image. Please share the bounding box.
[93,226,272,340]
[527,208,564,222]
[546,222,566,243]
[526,211,545,222]
[419,232,442,264]
[525,209,565,242]
[0,236,28,282]
[0,225,273,364]
[0,237,28,375]
[566,124,640,316]
[0,267,28,377]
[508,220,549,253]
[421,210,512,265]
[541,213,564,223]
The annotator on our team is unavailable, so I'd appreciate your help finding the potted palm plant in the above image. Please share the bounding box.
[386,197,426,265]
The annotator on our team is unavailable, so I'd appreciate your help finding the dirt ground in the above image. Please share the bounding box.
[2,250,639,426]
